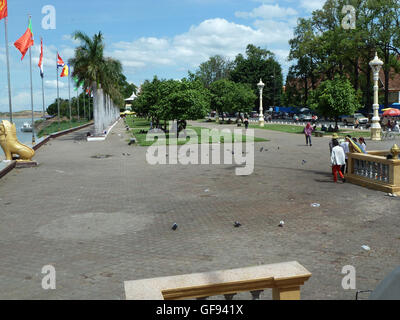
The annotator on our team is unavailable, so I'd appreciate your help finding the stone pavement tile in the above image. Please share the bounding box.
[0,120,399,299]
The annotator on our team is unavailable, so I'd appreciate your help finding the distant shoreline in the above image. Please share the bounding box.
[0,112,45,119]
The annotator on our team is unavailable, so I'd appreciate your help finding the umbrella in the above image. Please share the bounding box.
[383,108,400,117]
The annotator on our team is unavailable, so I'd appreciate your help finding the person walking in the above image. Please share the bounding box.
[331,139,346,183]
[304,123,314,146]
[340,135,351,173]
[244,117,249,130]
[329,133,339,154]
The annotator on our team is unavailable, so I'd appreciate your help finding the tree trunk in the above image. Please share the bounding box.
[303,76,309,107]
[354,59,359,91]
[366,67,372,114]
[384,45,390,108]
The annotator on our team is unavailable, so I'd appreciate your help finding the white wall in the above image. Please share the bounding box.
[93,86,120,135]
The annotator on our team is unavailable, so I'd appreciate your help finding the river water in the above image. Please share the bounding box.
[0,118,40,159]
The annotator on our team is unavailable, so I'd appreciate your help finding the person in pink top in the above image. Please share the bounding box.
[304,123,314,147]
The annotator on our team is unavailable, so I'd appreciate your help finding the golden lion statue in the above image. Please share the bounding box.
[0,120,35,161]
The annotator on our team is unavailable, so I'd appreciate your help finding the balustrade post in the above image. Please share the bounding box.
[272,286,301,300]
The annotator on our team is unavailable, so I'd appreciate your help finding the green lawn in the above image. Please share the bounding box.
[249,123,371,138]
[37,120,91,138]
[125,116,267,146]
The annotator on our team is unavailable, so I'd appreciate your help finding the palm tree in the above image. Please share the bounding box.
[69,31,124,134]
[69,31,123,103]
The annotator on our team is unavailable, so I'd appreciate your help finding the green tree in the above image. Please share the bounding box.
[69,31,125,107]
[132,77,210,130]
[230,44,283,108]
[308,77,361,124]
[191,55,234,88]
[209,79,256,122]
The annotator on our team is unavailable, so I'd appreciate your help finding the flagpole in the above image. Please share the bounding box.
[77,87,80,122]
[28,27,35,145]
[41,76,45,118]
[68,67,71,127]
[4,17,13,123]
[40,38,45,119]
[56,52,60,130]
[83,89,86,120]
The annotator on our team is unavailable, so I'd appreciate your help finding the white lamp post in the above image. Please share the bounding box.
[369,52,384,141]
[257,79,265,127]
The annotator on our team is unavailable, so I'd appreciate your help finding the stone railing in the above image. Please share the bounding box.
[124,261,311,300]
[346,145,400,195]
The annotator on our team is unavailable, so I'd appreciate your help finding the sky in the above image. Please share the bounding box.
[0,0,326,113]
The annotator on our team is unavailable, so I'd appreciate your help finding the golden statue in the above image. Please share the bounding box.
[0,120,35,161]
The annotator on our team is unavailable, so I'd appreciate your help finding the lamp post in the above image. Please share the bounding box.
[257,79,265,127]
[369,52,384,141]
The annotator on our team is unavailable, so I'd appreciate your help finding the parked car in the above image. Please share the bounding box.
[299,113,313,121]
[250,111,259,118]
[342,113,369,125]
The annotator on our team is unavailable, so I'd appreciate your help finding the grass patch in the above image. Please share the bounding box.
[125,116,267,146]
[37,120,90,138]
[249,123,371,138]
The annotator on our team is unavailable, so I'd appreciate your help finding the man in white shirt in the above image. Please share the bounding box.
[331,139,346,183]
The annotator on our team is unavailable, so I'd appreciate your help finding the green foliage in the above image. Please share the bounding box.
[46,93,93,119]
[132,77,210,123]
[307,77,361,120]
[230,44,283,107]
[191,55,234,88]
[209,79,256,115]
[69,31,127,107]
[287,0,400,110]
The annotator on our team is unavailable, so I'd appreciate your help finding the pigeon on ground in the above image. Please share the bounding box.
[234,221,242,228]
[260,147,264,152]
[302,160,307,165]
[279,221,285,227]
[172,223,178,231]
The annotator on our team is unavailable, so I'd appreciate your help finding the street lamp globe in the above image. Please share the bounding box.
[257,79,265,91]
[257,79,265,127]
[369,52,384,79]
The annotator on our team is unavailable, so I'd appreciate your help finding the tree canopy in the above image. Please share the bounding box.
[230,44,283,107]
[287,0,400,110]
[307,76,361,123]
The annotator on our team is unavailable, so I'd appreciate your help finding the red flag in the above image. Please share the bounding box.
[0,0,8,21]
[14,18,34,61]
[38,38,44,78]
[57,53,65,68]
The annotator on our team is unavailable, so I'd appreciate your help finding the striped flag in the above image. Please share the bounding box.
[60,64,69,77]
[38,38,44,78]
[57,53,65,68]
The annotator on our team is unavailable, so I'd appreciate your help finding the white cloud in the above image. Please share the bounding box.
[108,18,273,73]
[299,0,325,12]
[45,80,65,89]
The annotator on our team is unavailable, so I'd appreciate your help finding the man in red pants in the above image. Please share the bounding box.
[330,139,346,183]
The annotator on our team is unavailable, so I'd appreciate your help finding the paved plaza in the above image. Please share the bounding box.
[0,120,399,300]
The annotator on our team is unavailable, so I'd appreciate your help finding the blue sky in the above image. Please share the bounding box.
[0,0,325,112]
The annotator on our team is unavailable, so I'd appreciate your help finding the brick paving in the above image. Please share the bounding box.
[0,120,399,300]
